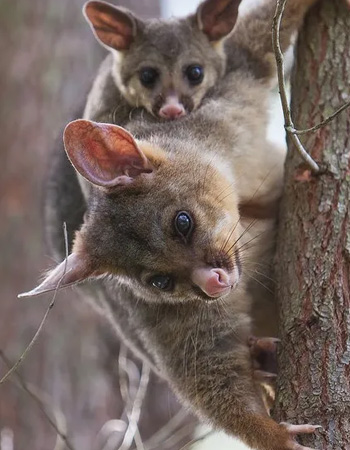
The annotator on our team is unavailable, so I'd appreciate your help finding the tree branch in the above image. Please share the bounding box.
[286,96,350,135]
[272,0,320,174]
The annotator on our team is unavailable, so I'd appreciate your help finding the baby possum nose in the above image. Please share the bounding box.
[192,267,238,298]
[159,96,186,119]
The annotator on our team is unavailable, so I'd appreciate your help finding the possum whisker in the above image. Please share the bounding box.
[238,259,271,270]
[214,180,236,203]
[217,189,237,205]
[220,216,240,254]
[224,218,258,256]
[225,230,268,262]
[242,270,274,294]
[200,150,220,196]
[241,266,276,285]
[128,106,139,122]
[182,329,192,391]
[193,305,206,402]
[243,167,275,206]
[234,230,268,255]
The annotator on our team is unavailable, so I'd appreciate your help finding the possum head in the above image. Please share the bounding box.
[84,0,242,119]
[20,120,247,304]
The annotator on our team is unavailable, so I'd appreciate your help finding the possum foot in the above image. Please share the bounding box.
[281,423,322,450]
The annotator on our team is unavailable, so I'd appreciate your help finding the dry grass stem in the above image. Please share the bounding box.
[0,223,69,385]
[0,351,76,450]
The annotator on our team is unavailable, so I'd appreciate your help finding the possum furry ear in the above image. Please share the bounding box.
[83,1,142,51]
[18,253,94,298]
[64,120,153,189]
[196,0,242,41]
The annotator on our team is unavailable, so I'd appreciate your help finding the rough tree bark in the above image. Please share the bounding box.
[274,0,350,448]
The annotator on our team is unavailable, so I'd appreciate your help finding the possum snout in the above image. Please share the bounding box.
[158,95,186,120]
[191,267,239,298]
[153,93,194,119]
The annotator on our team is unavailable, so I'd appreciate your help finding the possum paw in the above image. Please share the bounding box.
[281,423,322,450]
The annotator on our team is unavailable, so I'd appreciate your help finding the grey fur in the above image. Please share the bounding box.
[42,0,319,448]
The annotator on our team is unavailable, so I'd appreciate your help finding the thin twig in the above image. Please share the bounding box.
[96,420,128,450]
[118,356,150,450]
[286,96,350,135]
[99,346,147,450]
[0,223,68,385]
[117,345,144,450]
[0,351,76,450]
[272,0,320,173]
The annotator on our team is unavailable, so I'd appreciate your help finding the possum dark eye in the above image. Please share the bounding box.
[175,211,193,238]
[149,275,174,291]
[185,65,204,85]
[139,67,159,88]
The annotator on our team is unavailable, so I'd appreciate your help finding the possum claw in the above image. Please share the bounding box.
[280,423,321,450]
[281,423,322,435]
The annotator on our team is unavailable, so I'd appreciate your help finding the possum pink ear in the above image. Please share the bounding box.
[18,253,94,298]
[83,1,141,50]
[64,120,152,188]
[196,0,242,41]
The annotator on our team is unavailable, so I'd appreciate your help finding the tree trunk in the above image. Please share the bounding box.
[274,0,350,448]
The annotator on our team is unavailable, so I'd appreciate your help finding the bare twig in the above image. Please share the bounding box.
[0,351,76,450]
[286,97,350,135]
[96,419,128,450]
[117,347,150,450]
[99,346,150,450]
[0,223,69,385]
[272,0,320,174]
[111,345,143,450]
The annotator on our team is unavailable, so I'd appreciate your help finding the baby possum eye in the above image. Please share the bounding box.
[148,275,174,291]
[175,211,193,239]
[185,65,204,86]
[139,67,159,88]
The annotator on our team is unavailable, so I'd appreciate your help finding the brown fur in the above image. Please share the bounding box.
[228,0,319,80]
[83,0,318,127]
[26,0,321,448]
[25,67,316,448]
[83,0,239,121]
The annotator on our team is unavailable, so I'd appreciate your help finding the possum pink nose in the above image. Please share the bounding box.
[192,268,232,298]
[159,104,185,119]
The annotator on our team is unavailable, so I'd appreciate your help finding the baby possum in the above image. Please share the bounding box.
[79,0,318,201]
[22,63,319,448]
[83,0,240,121]
[83,0,318,124]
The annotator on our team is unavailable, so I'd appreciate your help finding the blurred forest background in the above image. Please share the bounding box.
[0,1,199,449]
